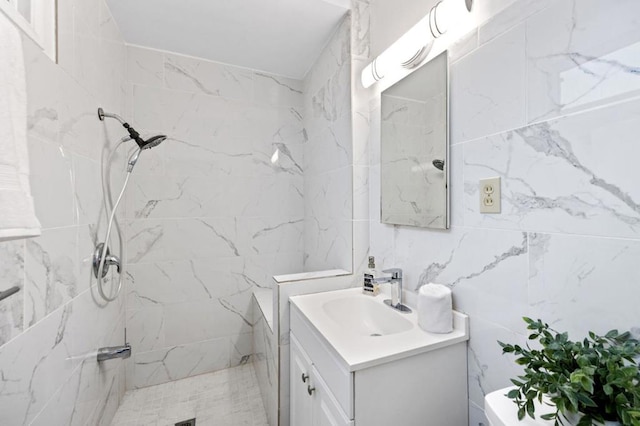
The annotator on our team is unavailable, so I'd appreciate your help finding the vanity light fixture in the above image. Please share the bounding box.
[361,0,473,88]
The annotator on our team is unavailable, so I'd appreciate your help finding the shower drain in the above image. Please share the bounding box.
[175,419,196,426]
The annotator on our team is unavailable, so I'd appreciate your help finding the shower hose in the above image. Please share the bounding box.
[95,137,134,302]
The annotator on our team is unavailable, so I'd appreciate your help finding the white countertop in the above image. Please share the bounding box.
[290,287,469,371]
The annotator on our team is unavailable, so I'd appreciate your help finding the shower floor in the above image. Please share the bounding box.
[110,363,268,426]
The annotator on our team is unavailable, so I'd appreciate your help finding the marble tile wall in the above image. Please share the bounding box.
[125,46,307,389]
[302,15,353,273]
[0,1,128,424]
[367,0,640,424]
[252,295,277,426]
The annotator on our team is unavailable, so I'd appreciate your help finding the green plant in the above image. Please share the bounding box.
[498,318,640,426]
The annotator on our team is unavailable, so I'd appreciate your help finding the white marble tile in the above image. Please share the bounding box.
[127,308,165,353]
[126,257,242,308]
[305,166,352,221]
[479,0,554,45]
[526,0,640,123]
[469,399,490,426]
[0,240,25,347]
[450,24,526,144]
[56,0,75,76]
[28,138,76,229]
[463,97,640,239]
[57,71,102,160]
[304,15,351,97]
[113,364,267,424]
[252,301,277,426]
[450,144,464,227]
[72,154,102,227]
[353,165,369,222]
[131,338,230,389]
[126,217,240,264]
[529,233,640,339]
[467,317,525,408]
[99,0,123,42]
[351,3,369,59]
[164,53,254,101]
[0,304,76,425]
[23,38,61,144]
[73,0,100,38]
[230,332,254,367]
[449,29,479,65]
[238,217,304,257]
[24,227,79,327]
[304,114,352,175]
[253,73,303,107]
[162,297,252,348]
[393,226,529,331]
[127,46,164,88]
[304,217,352,272]
[352,109,370,167]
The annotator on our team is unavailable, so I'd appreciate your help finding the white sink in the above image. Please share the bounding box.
[290,288,469,371]
[322,296,412,336]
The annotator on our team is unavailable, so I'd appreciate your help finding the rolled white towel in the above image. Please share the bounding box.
[417,283,453,334]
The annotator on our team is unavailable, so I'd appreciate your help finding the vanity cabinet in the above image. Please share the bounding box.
[290,335,353,426]
[289,295,469,426]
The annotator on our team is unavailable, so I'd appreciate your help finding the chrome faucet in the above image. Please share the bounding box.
[375,268,412,313]
[97,343,131,362]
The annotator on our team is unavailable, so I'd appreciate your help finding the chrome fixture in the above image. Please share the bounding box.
[92,243,120,278]
[375,268,412,313]
[0,286,20,302]
[97,108,167,151]
[93,107,167,303]
[97,343,131,362]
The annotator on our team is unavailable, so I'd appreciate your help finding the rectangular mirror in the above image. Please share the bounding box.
[380,50,449,229]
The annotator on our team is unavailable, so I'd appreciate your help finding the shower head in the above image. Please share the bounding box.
[98,107,166,151]
[432,159,445,171]
[141,135,167,150]
[126,136,166,172]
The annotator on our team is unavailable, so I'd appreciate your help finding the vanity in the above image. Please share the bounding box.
[289,288,469,426]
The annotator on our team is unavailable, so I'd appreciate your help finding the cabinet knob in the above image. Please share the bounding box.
[301,373,309,383]
[307,385,315,396]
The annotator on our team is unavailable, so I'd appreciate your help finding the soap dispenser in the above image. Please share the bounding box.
[363,256,380,295]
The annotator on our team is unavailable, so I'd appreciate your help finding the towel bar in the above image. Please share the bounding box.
[0,286,20,302]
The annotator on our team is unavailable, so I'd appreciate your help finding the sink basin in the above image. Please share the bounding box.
[322,296,412,336]
[290,287,469,371]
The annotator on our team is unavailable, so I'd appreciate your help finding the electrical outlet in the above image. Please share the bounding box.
[480,177,501,213]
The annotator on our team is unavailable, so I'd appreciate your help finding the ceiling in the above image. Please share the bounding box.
[107,0,350,79]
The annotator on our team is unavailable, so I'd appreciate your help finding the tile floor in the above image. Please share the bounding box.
[111,363,269,426]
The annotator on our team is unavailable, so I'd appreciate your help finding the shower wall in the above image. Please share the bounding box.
[0,1,128,425]
[124,47,306,388]
[302,16,353,272]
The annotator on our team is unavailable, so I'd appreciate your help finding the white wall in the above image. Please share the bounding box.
[0,0,129,424]
[367,0,640,424]
[124,46,307,389]
[303,16,353,272]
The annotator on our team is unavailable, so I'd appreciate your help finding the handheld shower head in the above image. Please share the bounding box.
[126,135,166,172]
[141,135,167,150]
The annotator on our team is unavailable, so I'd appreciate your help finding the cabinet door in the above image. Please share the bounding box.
[311,366,353,426]
[291,335,314,426]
